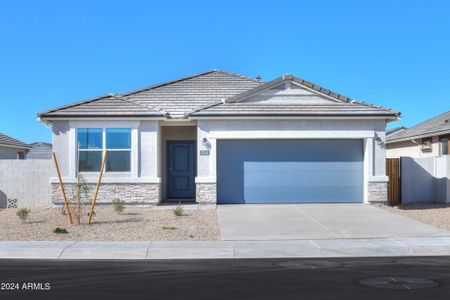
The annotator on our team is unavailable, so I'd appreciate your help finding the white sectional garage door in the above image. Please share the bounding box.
[217,139,364,204]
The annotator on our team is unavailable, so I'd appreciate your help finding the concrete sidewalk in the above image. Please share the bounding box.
[2,237,450,260]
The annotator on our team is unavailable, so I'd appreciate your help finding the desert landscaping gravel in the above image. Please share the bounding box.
[374,202,450,232]
[0,206,221,241]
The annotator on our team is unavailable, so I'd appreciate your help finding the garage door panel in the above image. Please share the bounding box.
[217,139,363,204]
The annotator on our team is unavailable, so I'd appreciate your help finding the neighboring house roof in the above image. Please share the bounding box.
[189,74,399,118]
[0,133,31,149]
[386,126,407,138]
[38,70,398,120]
[386,110,450,143]
[26,142,52,159]
[38,70,262,119]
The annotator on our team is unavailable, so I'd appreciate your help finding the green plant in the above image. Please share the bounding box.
[112,198,125,214]
[173,202,183,217]
[16,208,30,223]
[162,226,177,230]
[71,174,90,225]
[53,227,68,234]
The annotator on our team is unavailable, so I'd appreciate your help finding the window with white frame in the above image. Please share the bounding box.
[77,128,131,172]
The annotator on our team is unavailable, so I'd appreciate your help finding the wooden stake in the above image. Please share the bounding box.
[86,150,108,225]
[52,152,73,224]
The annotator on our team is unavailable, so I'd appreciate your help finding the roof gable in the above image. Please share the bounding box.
[190,74,399,118]
[230,80,342,106]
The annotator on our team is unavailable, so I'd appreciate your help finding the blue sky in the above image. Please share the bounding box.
[0,0,449,143]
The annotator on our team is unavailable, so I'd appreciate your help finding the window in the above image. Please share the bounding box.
[77,128,103,172]
[421,137,432,152]
[77,128,131,172]
[440,136,449,155]
[105,128,131,172]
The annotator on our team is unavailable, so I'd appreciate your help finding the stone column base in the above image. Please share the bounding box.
[51,182,160,205]
[368,181,388,203]
[196,183,217,205]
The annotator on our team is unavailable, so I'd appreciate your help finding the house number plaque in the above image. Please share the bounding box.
[200,150,210,156]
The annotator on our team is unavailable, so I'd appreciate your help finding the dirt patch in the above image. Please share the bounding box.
[0,206,221,241]
[373,202,450,232]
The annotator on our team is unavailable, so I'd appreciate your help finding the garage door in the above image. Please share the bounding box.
[217,139,364,204]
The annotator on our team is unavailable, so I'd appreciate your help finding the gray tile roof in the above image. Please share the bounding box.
[386,110,450,143]
[38,70,398,120]
[0,133,30,149]
[38,70,262,119]
[386,126,407,138]
[190,74,399,118]
[38,95,167,118]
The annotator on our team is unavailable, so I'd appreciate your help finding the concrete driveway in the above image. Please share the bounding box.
[217,204,450,240]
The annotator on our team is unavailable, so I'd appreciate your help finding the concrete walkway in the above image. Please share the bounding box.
[218,204,449,240]
[2,237,450,259]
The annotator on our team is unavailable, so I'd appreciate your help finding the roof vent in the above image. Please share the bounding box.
[255,75,262,80]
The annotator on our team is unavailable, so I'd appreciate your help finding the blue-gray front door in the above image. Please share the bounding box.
[167,141,196,199]
[217,139,364,204]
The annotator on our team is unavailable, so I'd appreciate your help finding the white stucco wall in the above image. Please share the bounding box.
[387,136,440,158]
[51,120,161,184]
[196,119,388,202]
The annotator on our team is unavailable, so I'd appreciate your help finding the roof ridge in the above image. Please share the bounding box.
[121,70,217,97]
[110,94,168,116]
[211,69,264,83]
[121,69,262,97]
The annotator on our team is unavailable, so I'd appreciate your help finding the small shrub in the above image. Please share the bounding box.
[162,226,177,230]
[53,227,68,234]
[16,208,30,223]
[112,198,125,214]
[173,202,183,217]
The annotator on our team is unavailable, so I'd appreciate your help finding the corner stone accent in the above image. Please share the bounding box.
[368,181,388,202]
[196,183,217,204]
[51,183,160,205]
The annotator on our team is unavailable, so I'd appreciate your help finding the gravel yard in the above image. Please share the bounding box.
[374,202,450,232]
[0,206,221,241]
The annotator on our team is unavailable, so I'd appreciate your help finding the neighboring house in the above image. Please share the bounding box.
[0,133,30,159]
[38,70,399,205]
[386,110,450,158]
[26,142,52,159]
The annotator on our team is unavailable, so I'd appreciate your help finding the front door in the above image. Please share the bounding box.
[167,141,196,200]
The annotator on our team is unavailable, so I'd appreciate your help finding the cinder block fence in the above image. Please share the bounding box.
[0,160,54,208]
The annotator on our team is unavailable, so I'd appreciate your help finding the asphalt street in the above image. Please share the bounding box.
[1,257,450,299]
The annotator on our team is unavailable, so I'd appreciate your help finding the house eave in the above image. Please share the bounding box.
[189,114,399,121]
[0,143,31,150]
[38,115,167,122]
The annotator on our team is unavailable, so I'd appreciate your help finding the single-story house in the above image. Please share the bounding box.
[38,70,399,205]
[0,133,30,159]
[387,110,450,158]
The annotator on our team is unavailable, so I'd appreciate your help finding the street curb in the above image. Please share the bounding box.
[1,237,450,260]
